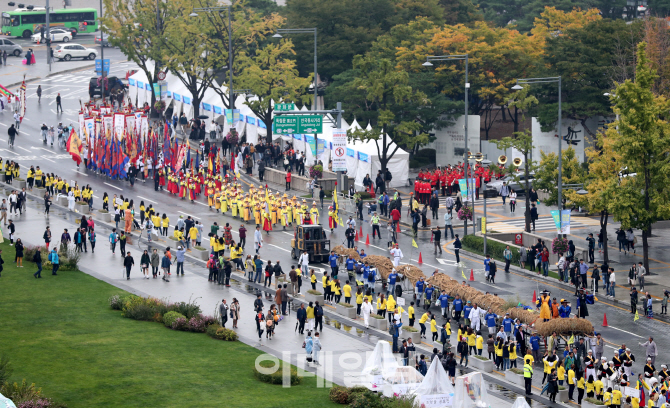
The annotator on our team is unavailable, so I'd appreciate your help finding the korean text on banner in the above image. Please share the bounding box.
[550,210,571,234]
[332,129,347,172]
[113,113,125,141]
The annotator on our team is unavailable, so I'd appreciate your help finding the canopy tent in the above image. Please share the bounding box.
[411,359,455,408]
[0,393,16,408]
[361,341,399,388]
[453,372,490,408]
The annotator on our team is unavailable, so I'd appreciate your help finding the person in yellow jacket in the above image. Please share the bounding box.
[386,295,396,322]
[604,388,612,407]
[430,314,438,341]
[508,340,517,366]
[595,375,604,400]
[343,281,352,304]
[332,280,341,304]
[306,303,315,331]
[355,287,363,316]
[310,270,317,291]
[419,311,430,339]
[467,329,476,353]
[376,294,387,318]
[568,365,576,401]
[189,225,198,248]
[557,361,566,386]
[408,302,415,326]
[612,387,623,408]
[577,372,585,404]
[161,214,169,236]
[586,375,596,399]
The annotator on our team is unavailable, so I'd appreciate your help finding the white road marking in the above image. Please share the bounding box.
[409,259,444,271]
[93,195,99,199]
[17,146,30,152]
[606,326,643,338]
[193,201,208,207]
[178,211,198,219]
[268,244,290,253]
[74,170,88,176]
[137,196,156,204]
[605,345,618,350]
[41,157,55,163]
[282,232,294,236]
[104,182,122,191]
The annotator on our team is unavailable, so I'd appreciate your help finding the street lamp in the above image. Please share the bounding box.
[273,28,318,110]
[424,54,472,234]
[189,6,234,111]
[481,158,492,255]
[512,76,563,236]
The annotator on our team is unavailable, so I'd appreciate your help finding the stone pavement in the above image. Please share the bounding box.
[3,185,562,408]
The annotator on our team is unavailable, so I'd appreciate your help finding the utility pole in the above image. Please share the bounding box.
[99,0,105,103]
[45,0,51,71]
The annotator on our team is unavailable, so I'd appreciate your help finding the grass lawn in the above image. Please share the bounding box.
[0,243,337,408]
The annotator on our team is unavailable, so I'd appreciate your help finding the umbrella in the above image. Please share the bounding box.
[197,115,209,120]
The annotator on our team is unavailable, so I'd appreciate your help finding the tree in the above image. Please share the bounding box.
[642,17,670,98]
[102,0,170,108]
[648,0,670,15]
[346,56,430,176]
[494,130,537,232]
[571,133,624,265]
[536,18,642,135]
[477,1,603,31]
[191,0,284,109]
[236,40,312,143]
[533,147,586,209]
[603,42,670,273]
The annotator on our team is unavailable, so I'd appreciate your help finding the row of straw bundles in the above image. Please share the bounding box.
[333,245,361,262]
[534,317,594,336]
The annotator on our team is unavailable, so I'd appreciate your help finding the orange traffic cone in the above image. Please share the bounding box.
[532,290,537,304]
[396,223,401,233]
[602,313,608,327]
[359,225,363,236]
[365,234,370,245]
[418,252,423,264]
[355,231,359,241]
[469,269,475,281]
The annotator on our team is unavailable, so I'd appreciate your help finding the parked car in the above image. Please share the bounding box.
[94,33,113,47]
[31,28,72,43]
[89,76,126,98]
[485,173,535,197]
[54,44,97,61]
[0,39,22,56]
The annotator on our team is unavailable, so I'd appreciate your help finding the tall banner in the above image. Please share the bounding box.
[103,115,113,137]
[134,111,142,135]
[18,80,26,122]
[550,209,571,234]
[125,115,135,138]
[78,112,85,141]
[113,113,125,141]
[458,178,476,202]
[141,115,149,138]
[305,134,316,157]
[246,116,257,144]
[332,129,347,172]
[84,118,95,143]
[94,117,102,141]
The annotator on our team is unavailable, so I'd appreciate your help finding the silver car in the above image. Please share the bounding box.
[486,173,535,197]
[0,39,22,57]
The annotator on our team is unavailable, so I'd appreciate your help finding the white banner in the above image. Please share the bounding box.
[125,115,135,138]
[332,128,347,172]
[624,387,640,399]
[134,112,142,135]
[84,118,95,144]
[103,115,113,137]
[95,117,102,140]
[114,113,125,141]
[141,115,149,138]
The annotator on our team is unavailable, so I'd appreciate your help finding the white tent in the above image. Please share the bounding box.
[360,341,400,389]
[411,359,455,408]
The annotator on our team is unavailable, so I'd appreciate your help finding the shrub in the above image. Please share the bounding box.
[461,235,523,265]
[329,385,350,404]
[457,206,473,221]
[585,398,604,405]
[473,355,488,361]
[206,324,239,341]
[98,209,109,214]
[0,379,42,403]
[348,389,382,408]
[194,246,207,251]
[123,304,155,321]
[187,316,209,333]
[163,311,185,328]
[76,201,87,205]
[169,236,178,241]
[403,326,418,332]
[338,302,353,308]
[552,237,569,254]
[171,317,188,331]
[16,399,67,408]
[508,368,524,375]
[167,300,202,319]
[253,360,300,386]
[370,314,384,320]
[307,290,322,295]
[108,295,123,310]
[309,164,323,179]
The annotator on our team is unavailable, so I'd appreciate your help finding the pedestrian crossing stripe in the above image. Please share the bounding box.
[487,217,599,232]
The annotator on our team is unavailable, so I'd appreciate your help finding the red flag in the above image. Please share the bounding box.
[66,129,82,165]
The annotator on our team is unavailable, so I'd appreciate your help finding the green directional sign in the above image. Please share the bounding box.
[273,116,299,134]
[274,102,295,111]
[298,115,323,134]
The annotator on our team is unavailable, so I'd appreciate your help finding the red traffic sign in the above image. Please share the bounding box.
[157,71,166,81]
[334,147,345,157]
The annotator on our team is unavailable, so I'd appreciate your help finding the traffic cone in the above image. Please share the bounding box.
[532,290,537,304]
[469,269,475,281]
[365,234,370,245]
[418,253,423,264]
[355,231,359,241]
[602,313,608,327]
[359,225,363,236]
[396,223,401,233]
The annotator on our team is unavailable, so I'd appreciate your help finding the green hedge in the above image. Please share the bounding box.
[253,360,300,385]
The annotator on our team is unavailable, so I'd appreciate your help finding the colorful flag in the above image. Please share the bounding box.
[634,310,640,321]
[412,239,418,248]
[333,184,339,214]
[66,128,82,165]
[461,270,467,280]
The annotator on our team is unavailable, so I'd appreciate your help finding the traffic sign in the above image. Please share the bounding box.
[298,115,322,134]
[157,71,166,81]
[274,102,295,111]
[273,116,298,134]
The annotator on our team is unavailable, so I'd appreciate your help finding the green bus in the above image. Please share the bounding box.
[1,7,97,38]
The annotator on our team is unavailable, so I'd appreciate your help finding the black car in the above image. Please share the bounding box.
[89,76,126,98]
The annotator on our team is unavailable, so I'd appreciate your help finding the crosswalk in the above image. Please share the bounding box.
[487,216,601,233]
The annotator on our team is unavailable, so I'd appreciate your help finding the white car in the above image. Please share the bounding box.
[31,28,72,43]
[54,44,97,61]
